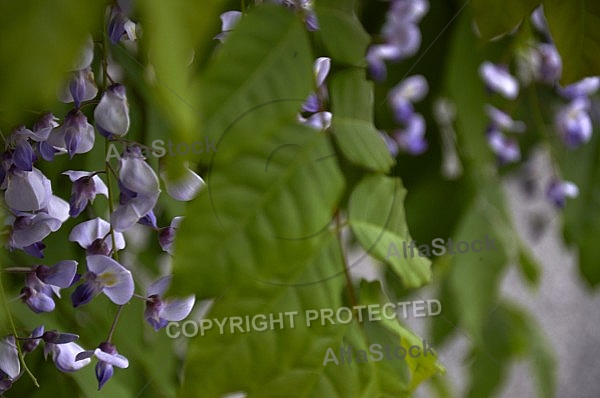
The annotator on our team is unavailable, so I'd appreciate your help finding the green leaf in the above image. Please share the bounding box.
[558,126,600,286]
[0,0,105,125]
[471,0,540,41]
[313,0,370,66]
[543,0,600,84]
[329,69,394,172]
[195,5,313,162]
[171,121,344,297]
[138,0,228,179]
[348,175,431,288]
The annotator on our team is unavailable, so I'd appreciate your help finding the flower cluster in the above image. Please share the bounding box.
[478,5,598,208]
[0,4,198,393]
[367,0,429,82]
[365,0,431,155]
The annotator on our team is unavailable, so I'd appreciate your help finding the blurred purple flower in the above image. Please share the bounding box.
[555,98,593,148]
[479,62,519,99]
[547,179,578,208]
[214,11,242,42]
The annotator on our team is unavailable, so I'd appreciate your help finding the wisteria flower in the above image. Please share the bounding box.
[302,57,330,113]
[485,105,526,133]
[4,167,51,212]
[479,62,519,99]
[547,179,579,208]
[18,260,77,313]
[389,75,428,123]
[94,84,130,138]
[366,44,401,82]
[275,0,319,31]
[69,217,126,255]
[144,275,195,330]
[487,129,520,164]
[393,113,428,155]
[107,4,137,44]
[63,171,108,217]
[22,325,80,355]
[58,67,98,108]
[71,255,134,307]
[555,98,593,148]
[8,196,69,257]
[45,341,91,373]
[0,336,20,392]
[558,77,600,100]
[47,110,95,158]
[110,146,161,232]
[298,112,332,130]
[161,168,205,202]
[158,216,184,254]
[76,342,129,390]
[214,11,242,42]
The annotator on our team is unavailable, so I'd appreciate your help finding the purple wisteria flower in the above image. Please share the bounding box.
[555,98,593,148]
[485,105,526,133]
[367,0,429,82]
[0,336,20,393]
[487,129,520,165]
[22,325,80,354]
[215,11,242,43]
[161,167,205,202]
[58,68,98,109]
[393,113,428,155]
[32,113,61,161]
[63,171,108,217]
[69,217,126,255]
[302,57,330,113]
[107,4,137,44]
[47,110,95,158]
[144,275,195,330]
[18,260,77,313]
[380,131,400,157]
[110,146,161,232]
[71,255,134,307]
[8,196,69,258]
[479,62,520,99]
[4,167,51,212]
[558,77,600,100]
[299,57,333,131]
[298,112,332,130]
[44,341,91,373]
[158,216,184,254]
[94,84,130,138]
[547,179,579,208]
[389,74,428,123]
[76,342,129,390]
[274,0,319,31]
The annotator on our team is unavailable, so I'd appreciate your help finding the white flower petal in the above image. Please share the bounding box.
[0,337,20,379]
[162,168,205,201]
[119,156,160,195]
[159,295,196,321]
[5,169,51,212]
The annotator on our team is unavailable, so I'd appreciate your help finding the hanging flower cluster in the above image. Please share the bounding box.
[479,5,598,208]
[1,3,197,392]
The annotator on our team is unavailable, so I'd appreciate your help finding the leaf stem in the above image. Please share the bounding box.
[335,211,358,309]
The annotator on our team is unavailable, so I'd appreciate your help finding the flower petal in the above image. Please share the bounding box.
[0,337,20,380]
[162,168,205,201]
[94,350,129,368]
[159,295,196,321]
[147,275,172,297]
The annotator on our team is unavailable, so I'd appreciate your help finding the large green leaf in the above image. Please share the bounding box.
[471,0,540,41]
[330,69,394,172]
[543,0,600,84]
[348,175,431,288]
[0,0,105,125]
[195,5,314,163]
[313,0,370,66]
